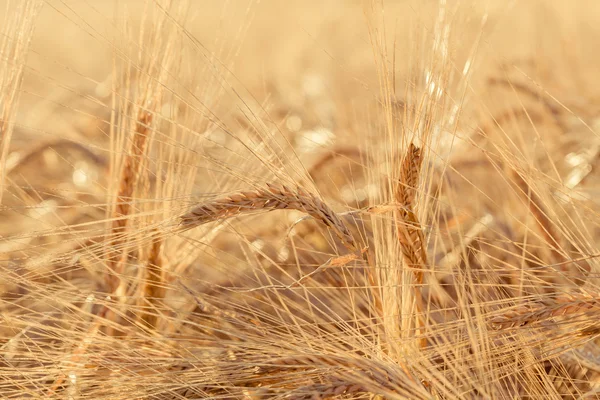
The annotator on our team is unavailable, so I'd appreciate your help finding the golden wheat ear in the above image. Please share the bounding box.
[491,292,600,331]
[180,183,360,252]
[106,107,155,292]
[393,143,428,348]
[396,142,423,208]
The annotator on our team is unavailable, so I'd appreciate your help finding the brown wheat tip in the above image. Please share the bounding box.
[180,183,359,251]
[396,142,422,208]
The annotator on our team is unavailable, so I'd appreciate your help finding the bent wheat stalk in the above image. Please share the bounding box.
[180,183,359,252]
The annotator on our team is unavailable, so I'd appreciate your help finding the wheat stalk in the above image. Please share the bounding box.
[181,183,360,252]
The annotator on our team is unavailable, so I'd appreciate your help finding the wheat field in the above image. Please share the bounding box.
[1,0,600,398]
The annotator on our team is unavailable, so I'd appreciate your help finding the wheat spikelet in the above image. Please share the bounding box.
[181,183,360,252]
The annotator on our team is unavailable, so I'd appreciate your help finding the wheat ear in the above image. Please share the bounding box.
[511,170,590,283]
[395,143,427,271]
[181,183,359,252]
[47,105,157,390]
[106,106,154,291]
[491,294,600,330]
[395,143,428,348]
[487,77,562,119]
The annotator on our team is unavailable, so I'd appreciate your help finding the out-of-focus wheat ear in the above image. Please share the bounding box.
[138,233,165,330]
[5,140,107,176]
[106,106,154,292]
[0,0,42,204]
[512,171,563,256]
[395,143,428,348]
[511,170,590,284]
[178,281,263,332]
[487,77,563,122]
[265,353,427,396]
[490,293,600,330]
[180,184,360,253]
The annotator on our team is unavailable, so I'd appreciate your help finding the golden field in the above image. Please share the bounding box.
[1,0,600,398]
